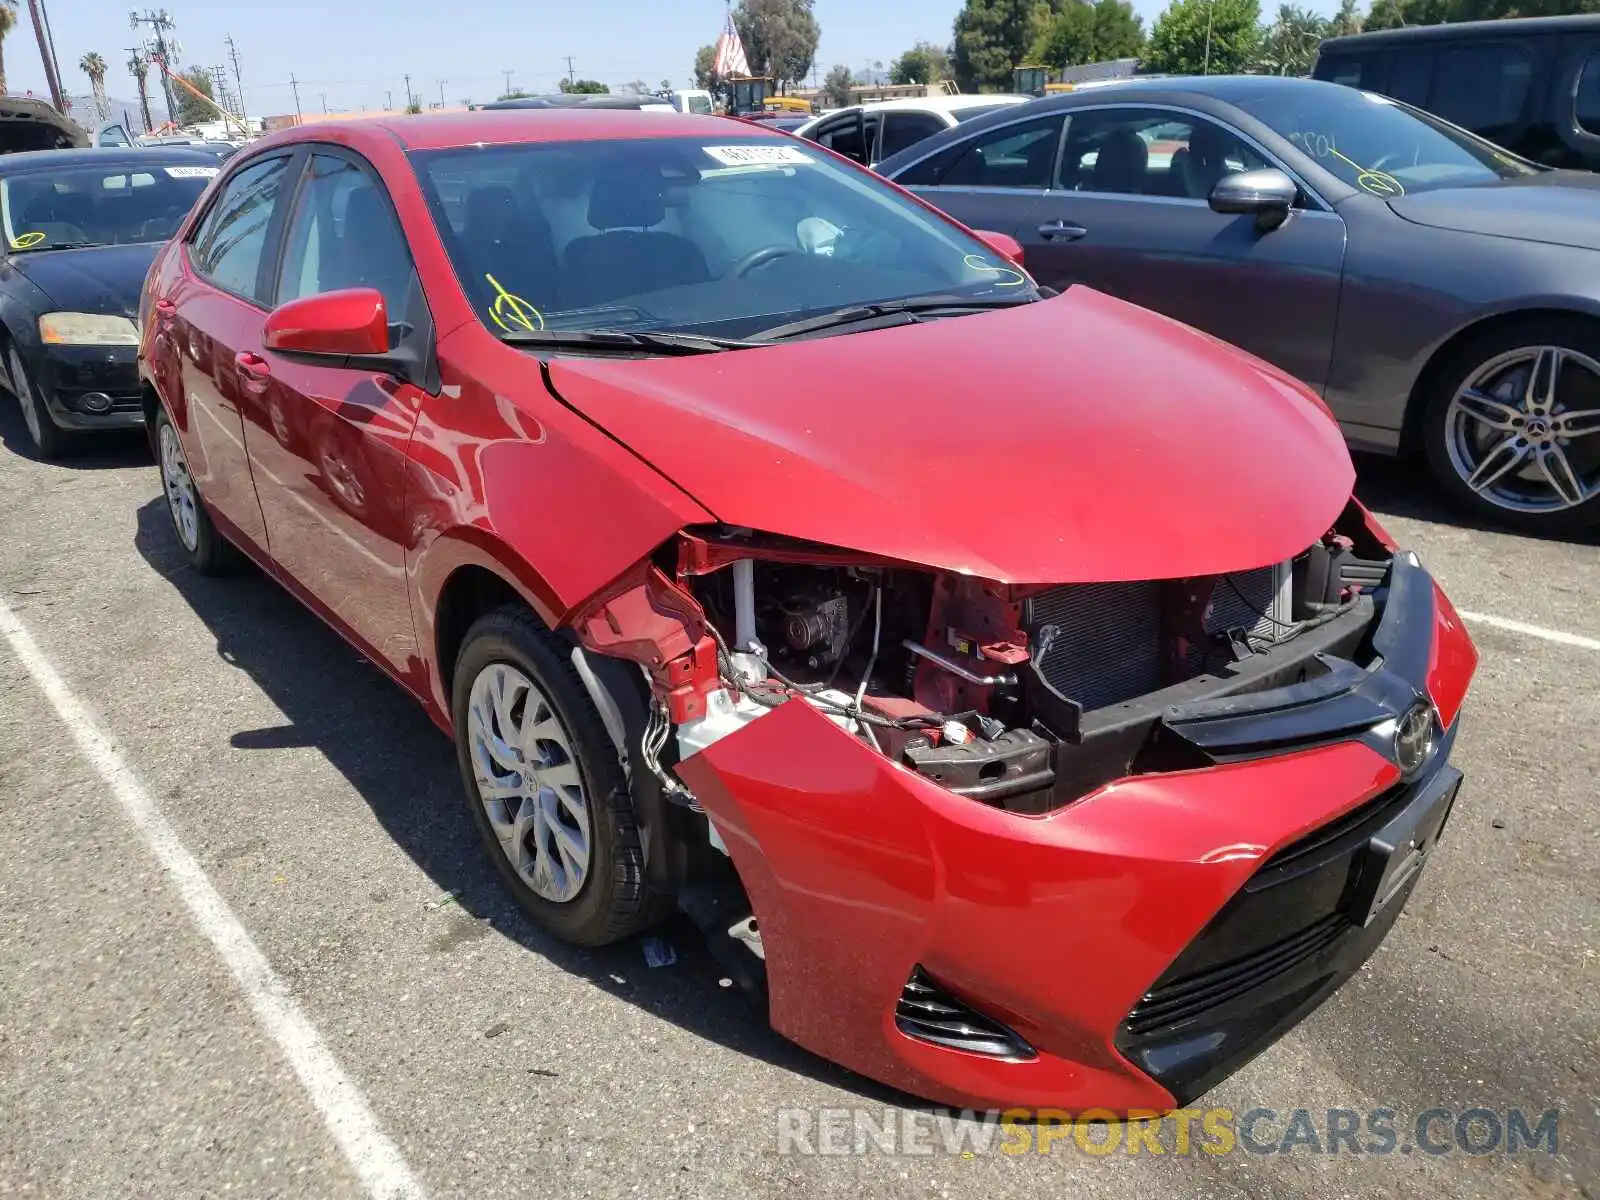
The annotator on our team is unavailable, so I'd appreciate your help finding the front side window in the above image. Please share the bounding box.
[814,114,881,164]
[1061,109,1266,198]
[1234,84,1539,196]
[414,137,1038,341]
[688,94,713,115]
[190,155,290,301]
[276,153,418,334]
[0,160,215,253]
[1577,53,1600,137]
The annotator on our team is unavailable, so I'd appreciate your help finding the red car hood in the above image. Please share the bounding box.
[546,287,1354,583]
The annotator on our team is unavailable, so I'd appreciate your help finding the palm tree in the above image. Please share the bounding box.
[1329,0,1363,36]
[1258,4,1329,77]
[0,0,18,97]
[80,50,109,120]
[128,49,152,132]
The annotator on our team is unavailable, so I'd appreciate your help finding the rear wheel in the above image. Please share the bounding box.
[155,407,235,574]
[451,606,668,946]
[8,346,67,459]
[1423,318,1600,534]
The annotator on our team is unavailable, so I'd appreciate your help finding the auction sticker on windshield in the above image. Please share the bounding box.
[703,145,813,167]
[164,166,220,179]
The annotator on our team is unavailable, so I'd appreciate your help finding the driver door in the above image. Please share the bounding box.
[1026,106,1347,393]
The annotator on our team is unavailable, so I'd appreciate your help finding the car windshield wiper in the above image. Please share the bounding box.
[749,294,1039,342]
[497,328,756,355]
[15,240,100,252]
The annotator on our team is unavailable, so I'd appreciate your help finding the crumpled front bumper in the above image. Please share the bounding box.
[674,558,1477,1112]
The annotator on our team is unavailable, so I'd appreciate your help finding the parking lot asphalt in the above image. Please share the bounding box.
[0,406,1594,1200]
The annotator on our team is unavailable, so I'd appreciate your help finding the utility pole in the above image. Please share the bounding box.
[385,89,393,109]
[565,56,575,87]
[437,78,446,107]
[130,10,180,125]
[319,92,327,113]
[404,72,413,109]
[502,69,512,96]
[289,71,302,119]
[36,0,66,111]
[224,34,248,127]
[26,0,65,110]
[1202,0,1215,75]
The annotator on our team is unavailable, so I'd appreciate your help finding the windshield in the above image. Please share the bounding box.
[1,163,216,251]
[687,95,713,115]
[1234,86,1538,197]
[413,136,1036,341]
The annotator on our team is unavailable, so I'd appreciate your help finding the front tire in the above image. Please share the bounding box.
[451,606,665,946]
[154,407,235,574]
[1422,317,1600,534]
[8,346,68,459]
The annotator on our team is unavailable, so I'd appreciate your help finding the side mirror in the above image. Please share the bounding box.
[972,229,1025,265]
[1208,168,1298,231]
[263,287,389,358]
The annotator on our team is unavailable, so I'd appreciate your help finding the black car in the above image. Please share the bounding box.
[0,147,220,457]
[1314,14,1600,171]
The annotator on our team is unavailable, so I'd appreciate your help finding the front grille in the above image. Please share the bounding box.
[1254,783,1410,883]
[1123,912,1346,1035]
[894,967,1035,1060]
[1027,565,1286,711]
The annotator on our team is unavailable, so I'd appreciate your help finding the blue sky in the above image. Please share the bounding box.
[9,0,1346,118]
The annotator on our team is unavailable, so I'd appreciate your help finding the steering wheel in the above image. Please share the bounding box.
[730,245,803,277]
[1367,152,1405,173]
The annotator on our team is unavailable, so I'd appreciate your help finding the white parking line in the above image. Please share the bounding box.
[0,596,427,1200]
[1459,610,1600,652]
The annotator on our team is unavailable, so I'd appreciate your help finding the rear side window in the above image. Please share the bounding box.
[1315,53,1371,88]
[937,116,1067,190]
[1386,51,1433,107]
[1577,53,1600,137]
[189,155,290,302]
[879,112,948,160]
[1428,44,1531,136]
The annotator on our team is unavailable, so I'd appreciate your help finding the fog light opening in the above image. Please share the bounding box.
[79,391,114,414]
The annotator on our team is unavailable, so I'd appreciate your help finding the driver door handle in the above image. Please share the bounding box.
[234,350,271,395]
[1039,220,1088,242]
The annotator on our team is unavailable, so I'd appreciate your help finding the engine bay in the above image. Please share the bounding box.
[664,502,1396,816]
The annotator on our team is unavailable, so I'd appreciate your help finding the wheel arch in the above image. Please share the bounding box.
[1399,304,1600,457]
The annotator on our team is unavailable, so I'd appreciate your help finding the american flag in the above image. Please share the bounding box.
[712,9,751,78]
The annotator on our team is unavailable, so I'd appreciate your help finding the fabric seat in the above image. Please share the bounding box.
[461,184,560,310]
[561,170,708,309]
[1089,130,1150,194]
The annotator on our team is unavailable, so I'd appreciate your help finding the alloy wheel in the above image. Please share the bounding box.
[466,662,593,904]
[1445,345,1600,515]
[159,421,200,552]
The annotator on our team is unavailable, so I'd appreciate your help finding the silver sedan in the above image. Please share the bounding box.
[876,76,1600,535]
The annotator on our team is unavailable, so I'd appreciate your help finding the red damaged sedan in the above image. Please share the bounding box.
[139,109,1477,1112]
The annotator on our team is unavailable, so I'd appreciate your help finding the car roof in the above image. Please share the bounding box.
[851,94,1030,114]
[0,146,222,172]
[250,108,761,154]
[1320,11,1600,50]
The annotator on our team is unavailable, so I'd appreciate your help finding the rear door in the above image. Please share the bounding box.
[1024,105,1347,393]
[243,149,430,674]
[895,112,1070,250]
[167,151,298,552]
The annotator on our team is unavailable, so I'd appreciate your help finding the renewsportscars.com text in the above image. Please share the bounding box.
[774,1106,1561,1158]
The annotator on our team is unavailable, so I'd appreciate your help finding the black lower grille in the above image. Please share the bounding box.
[1124,912,1346,1035]
[894,968,1035,1060]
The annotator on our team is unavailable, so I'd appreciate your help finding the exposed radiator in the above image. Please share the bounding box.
[1026,563,1292,712]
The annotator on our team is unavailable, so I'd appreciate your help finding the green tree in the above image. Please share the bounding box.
[1143,0,1261,75]
[0,0,16,98]
[821,62,854,107]
[405,100,423,114]
[175,65,217,126]
[890,40,954,84]
[1328,0,1362,34]
[734,0,821,88]
[497,88,532,101]
[1257,3,1327,74]
[80,50,110,121]
[694,45,720,90]
[1030,0,1145,69]
[953,0,1058,92]
[560,78,610,93]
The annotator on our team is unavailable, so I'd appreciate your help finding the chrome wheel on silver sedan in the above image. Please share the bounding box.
[466,662,593,903]
[1426,322,1600,534]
